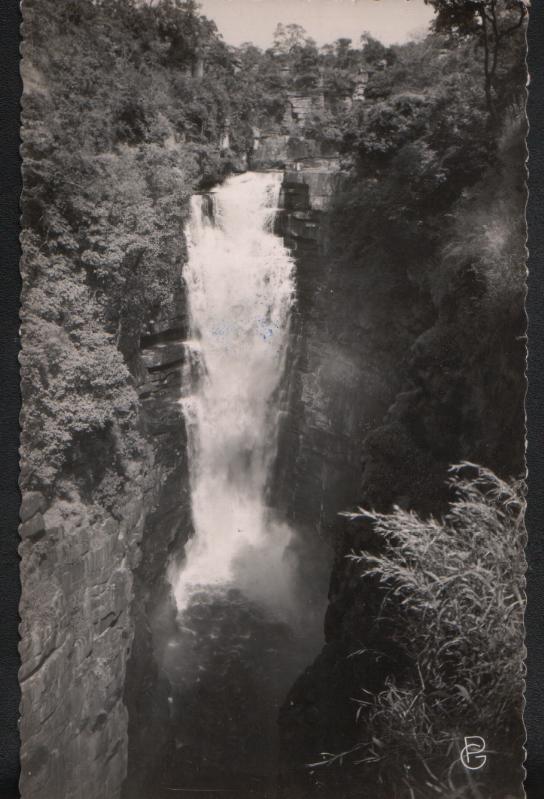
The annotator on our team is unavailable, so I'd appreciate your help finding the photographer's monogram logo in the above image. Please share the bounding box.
[460,736,487,770]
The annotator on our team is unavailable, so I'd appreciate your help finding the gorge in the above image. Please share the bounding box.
[123,165,346,798]
[19,2,527,798]
[121,145,439,796]
[168,172,327,784]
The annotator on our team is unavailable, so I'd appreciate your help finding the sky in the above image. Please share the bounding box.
[197,0,435,49]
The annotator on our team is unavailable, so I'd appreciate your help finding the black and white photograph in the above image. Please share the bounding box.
[18,1,528,797]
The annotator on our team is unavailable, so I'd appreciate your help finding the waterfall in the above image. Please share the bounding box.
[174,172,296,615]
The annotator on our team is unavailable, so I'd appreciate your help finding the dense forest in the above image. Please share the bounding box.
[21,0,527,492]
[20,1,528,798]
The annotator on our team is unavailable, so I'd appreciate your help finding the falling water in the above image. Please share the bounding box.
[158,172,325,787]
[174,171,297,615]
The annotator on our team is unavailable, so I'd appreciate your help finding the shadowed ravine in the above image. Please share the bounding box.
[19,3,528,797]
[157,172,326,795]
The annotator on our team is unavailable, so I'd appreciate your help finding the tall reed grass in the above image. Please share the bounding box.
[322,464,526,796]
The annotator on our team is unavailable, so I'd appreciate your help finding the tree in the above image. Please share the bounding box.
[291,40,320,90]
[273,22,310,54]
[334,37,353,68]
[360,32,395,66]
[424,0,528,119]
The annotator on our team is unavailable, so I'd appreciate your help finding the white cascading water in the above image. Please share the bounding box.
[174,171,296,614]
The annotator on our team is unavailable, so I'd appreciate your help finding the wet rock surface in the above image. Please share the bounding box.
[122,288,194,799]
[19,268,192,799]
[272,158,421,603]
[274,139,527,797]
[17,122,526,799]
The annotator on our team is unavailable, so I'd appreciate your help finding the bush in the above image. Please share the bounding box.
[331,465,526,795]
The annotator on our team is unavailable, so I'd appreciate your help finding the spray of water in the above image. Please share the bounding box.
[174,172,298,617]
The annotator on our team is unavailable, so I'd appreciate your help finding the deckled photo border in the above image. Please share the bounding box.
[0,0,541,796]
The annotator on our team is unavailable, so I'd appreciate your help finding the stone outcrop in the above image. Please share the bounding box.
[282,89,326,128]
[250,134,322,170]
[272,156,418,589]
[122,282,194,799]
[275,132,527,798]
[18,230,192,799]
[18,446,149,799]
[273,154,457,793]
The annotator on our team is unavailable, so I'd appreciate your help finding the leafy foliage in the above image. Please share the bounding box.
[273,23,314,54]
[425,0,528,118]
[20,3,528,795]
[332,466,525,795]
[20,0,271,492]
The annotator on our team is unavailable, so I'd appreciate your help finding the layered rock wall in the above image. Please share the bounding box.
[273,158,438,791]
[250,135,321,170]
[276,132,527,797]
[272,157,418,582]
[19,222,192,799]
[122,283,193,798]
[18,479,148,799]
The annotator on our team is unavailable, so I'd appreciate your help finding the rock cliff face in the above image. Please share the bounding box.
[121,281,193,799]
[18,478,148,799]
[250,135,321,170]
[18,120,525,799]
[18,208,192,799]
[275,135,527,796]
[271,155,426,622]
[269,156,425,793]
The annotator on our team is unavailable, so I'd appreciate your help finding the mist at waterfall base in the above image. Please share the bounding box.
[157,173,326,788]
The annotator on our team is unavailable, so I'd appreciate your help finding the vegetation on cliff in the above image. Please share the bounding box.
[275,4,526,796]
[326,7,527,511]
[21,1,526,796]
[21,0,274,493]
[23,0,389,493]
[20,0,443,495]
[338,466,526,796]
